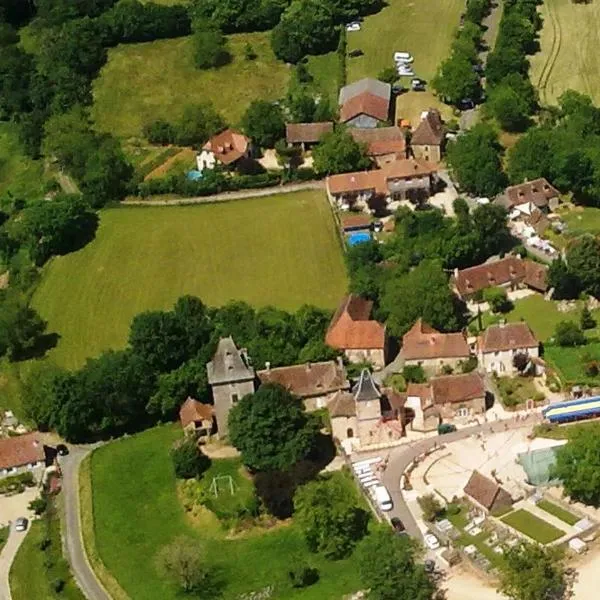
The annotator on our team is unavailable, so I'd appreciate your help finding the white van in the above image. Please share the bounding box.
[372,485,393,511]
[394,52,414,63]
[362,479,379,489]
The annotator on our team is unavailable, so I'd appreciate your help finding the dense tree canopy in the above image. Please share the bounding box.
[566,235,600,298]
[191,0,291,33]
[242,100,285,148]
[229,383,318,471]
[487,73,537,132]
[193,23,230,69]
[0,296,47,361]
[170,437,211,479]
[312,129,371,175]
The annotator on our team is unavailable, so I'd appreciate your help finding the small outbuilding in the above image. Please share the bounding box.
[179,397,215,441]
[463,470,513,514]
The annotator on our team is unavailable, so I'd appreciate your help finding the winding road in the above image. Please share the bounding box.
[0,525,30,600]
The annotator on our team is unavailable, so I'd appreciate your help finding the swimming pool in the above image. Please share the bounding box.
[347,232,371,246]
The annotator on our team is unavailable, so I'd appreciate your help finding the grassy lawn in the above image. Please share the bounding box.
[534,420,600,440]
[495,376,542,409]
[501,509,564,544]
[88,424,366,600]
[10,508,84,600]
[306,51,341,106]
[346,0,463,126]
[561,206,600,237]
[530,0,600,105]
[537,500,579,526]
[32,192,346,369]
[0,123,48,202]
[544,341,600,386]
[92,33,290,139]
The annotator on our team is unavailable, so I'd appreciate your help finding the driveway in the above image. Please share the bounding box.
[60,447,111,600]
[0,523,31,600]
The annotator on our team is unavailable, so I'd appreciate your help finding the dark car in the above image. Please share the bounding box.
[56,444,69,456]
[458,98,475,110]
[437,423,457,435]
[391,517,405,533]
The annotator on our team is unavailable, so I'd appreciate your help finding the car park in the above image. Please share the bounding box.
[424,533,440,550]
[15,517,28,532]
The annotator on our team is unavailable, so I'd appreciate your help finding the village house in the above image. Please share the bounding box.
[179,397,215,441]
[0,432,46,479]
[196,129,251,172]
[478,321,539,375]
[349,126,407,166]
[410,109,445,163]
[404,372,486,431]
[285,122,333,151]
[340,213,372,233]
[207,337,256,436]
[325,158,438,208]
[463,470,513,514]
[257,359,349,411]
[326,295,387,369]
[452,256,548,301]
[338,78,391,128]
[400,319,471,374]
[495,178,560,213]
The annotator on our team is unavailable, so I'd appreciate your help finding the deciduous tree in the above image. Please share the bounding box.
[312,128,370,175]
[242,100,285,148]
[193,23,230,69]
[170,437,211,479]
[554,320,586,347]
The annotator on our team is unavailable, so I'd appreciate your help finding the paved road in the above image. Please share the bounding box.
[0,524,30,600]
[381,415,541,538]
[61,447,111,600]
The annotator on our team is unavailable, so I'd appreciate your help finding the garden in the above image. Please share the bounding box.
[536,499,579,526]
[495,376,544,409]
[501,509,564,544]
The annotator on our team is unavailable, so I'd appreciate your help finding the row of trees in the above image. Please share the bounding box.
[549,235,600,299]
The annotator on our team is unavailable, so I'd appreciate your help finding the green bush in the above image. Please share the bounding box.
[0,472,34,494]
[170,437,211,480]
[403,365,426,384]
[554,320,586,347]
[288,563,319,588]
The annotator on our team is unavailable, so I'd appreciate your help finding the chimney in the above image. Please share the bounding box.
[265,361,271,372]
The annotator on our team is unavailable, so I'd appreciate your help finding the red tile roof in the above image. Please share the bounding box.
[340,213,372,230]
[326,295,386,350]
[203,129,250,165]
[380,157,438,180]
[452,257,548,297]
[430,372,485,404]
[0,433,45,470]
[402,319,470,360]
[505,178,559,208]
[257,361,349,398]
[411,109,445,146]
[479,322,538,353]
[179,397,214,429]
[350,127,407,157]
[464,470,513,511]
[340,92,390,123]
[286,122,333,144]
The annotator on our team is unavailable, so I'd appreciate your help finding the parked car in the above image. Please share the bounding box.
[56,444,69,456]
[394,52,414,63]
[348,49,364,58]
[438,423,457,435]
[391,517,405,533]
[411,78,426,91]
[458,98,475,110]
[424,559,436,573]
[15,518,28,532]
[424,533,440,550]
[372,485,393,511]
[346,22,361,32]
[397,68,415,77]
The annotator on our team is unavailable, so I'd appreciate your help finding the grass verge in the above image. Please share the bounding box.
[536,500,579,526]
[501,509,564,543]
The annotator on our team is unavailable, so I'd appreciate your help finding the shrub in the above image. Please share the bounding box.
[417,494,444,522]
[513,352,530,373]
[585,361,599,377]
[483,286,512,313]
[29,494,48,516]
[441,364,454,375]
[288,564,319,588]
[580,306,596,330]
[554,320,586,347]
[170,437,211,480]
[403,364,426,383]
[460,356,478,373]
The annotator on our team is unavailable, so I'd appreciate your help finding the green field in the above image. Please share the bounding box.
[501,509,564,544]
[536,499,579,526]
[32,192,347,369]
[87,425,366,600]
[530,0,600,105]
[346,0,463,125]
[562,207,600,237]
[544,341,600,386]
[92,33,290,139]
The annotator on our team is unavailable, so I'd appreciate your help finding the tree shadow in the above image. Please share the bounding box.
[13,332,60,361]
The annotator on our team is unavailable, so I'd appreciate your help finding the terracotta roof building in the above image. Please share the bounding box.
[401,319,470,373]
[179,397,215,439]
[452,256,548,299]
[257,360,350,411]
[478,322,540,375]
[286,122,333,146]
[498,178,560,210]
[0,432,45,477]
[464,470,513,513]
[350,126,407,165]
[197,129,251,172]
[340,213,372,231]
[411,109,445,163]
[339,78,391,128]
[326,295,387,368]
[328,390,356,418]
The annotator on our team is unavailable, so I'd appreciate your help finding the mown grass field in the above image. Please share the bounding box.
[87,425,366,600]
[92,32,290,139]
[536,499,579,526]
[501,509,564,544]
[561,206,600,237]
[346,0,463,125]
[530,0,600,105]
[32,192,347,369]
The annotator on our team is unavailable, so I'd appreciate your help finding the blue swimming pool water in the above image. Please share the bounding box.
[347,232,372,246]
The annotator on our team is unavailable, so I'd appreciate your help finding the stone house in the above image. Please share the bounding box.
[325,295,387,369]
[463,470,513,514]
[495,178,560,213]
[257,359,349,411]
[404,372,486,431]
[0,432,46,479]
[179,397,215,441]
[349,126,407,166]
[411,109,445,163]
[196,129,251,172]
[339,78,391,128]
[285,122,333,151]
[478,322,539,375]
[401,319,471,374]
[207,337,256,437]
[451,256,548,301]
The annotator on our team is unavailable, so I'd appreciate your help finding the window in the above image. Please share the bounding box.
[457,407,469,418]
[231,393,239,404]
[346,428,354,438]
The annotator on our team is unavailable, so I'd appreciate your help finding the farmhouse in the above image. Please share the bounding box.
[339,78,392,128]
[349,126,407,166]
[478,322,539,375]
[452,256,548,301]
[285,122,333,150]
[400,318,471,374]
[326,295,387,368]
[496,178,560,212]
[0,432,46,479]
[464,470,513,514]
[207,337,256,436]
[404,372,486,431]
[411,109,445,163]
[179,397,215,441]
[325,158,438,208]
[196,129,251,172]
[257,359,349,411]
